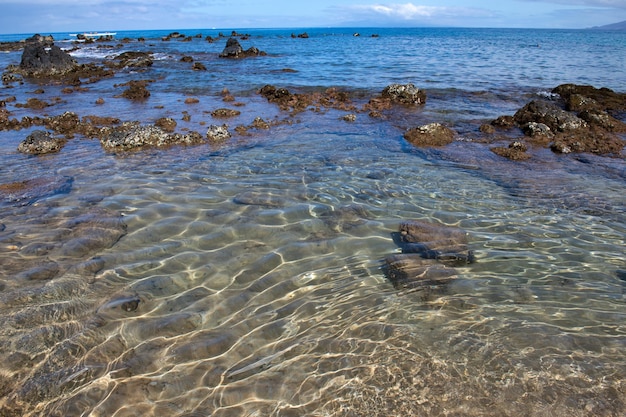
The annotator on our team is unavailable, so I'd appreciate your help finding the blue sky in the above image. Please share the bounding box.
[0,0,624,34]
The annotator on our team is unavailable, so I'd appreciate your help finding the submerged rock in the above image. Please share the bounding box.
[384,220,474,293]
[384,254,457,290]
[0,176,73,205]
[396,220,474,265]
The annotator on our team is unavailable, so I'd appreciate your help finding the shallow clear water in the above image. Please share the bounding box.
[0,27,625,416]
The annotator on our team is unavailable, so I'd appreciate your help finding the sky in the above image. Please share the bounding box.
[0,0,624,35]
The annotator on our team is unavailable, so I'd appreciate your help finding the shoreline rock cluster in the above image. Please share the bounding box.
[0,33,624,160]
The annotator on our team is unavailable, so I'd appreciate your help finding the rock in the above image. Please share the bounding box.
[0,176,73,205]
[100,125,205,151]
[107,51,153,69]
[45,111,80,135]
[522,122,553,138]
[192,62,207,71]
[341,114,356,122]
[491,115,516,128]
[553,84,626,113]
[206,124,231,142]
[120,80,151,100]
[154,117,177,132]
[17,42,77,77]
[219,37,266,58]
[395,220,474,265]
[491,141,531,160]
[211,108,241,118]
[488,84,626,157]
[404,123,455,147]
[381,83,426,105]
[514,100,588,132]
[384,254,457,290]
[250,117,270,129]
[17,130,66,155]
[578,109,626,132]
[550,140,572,154]
[259,85,354,113]
[233,191,287,207]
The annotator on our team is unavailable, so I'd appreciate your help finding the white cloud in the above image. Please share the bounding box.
[517,0,626,8]
[364,4,447,19]
[342,2,494,23]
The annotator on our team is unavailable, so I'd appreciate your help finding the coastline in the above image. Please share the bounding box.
[1,28,625,417]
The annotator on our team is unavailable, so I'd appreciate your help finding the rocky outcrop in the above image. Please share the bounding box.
[17,130,66,155]
[219,38,266,58]
[382,83,426,105]
[99,124,204,151]
[17,42,77,77]
[259,85,354,113]
[487,84,626,158]
[117,80,152,100]
[206,124,231,142]
[404,123,455,147]
[364,83,427,112]
[106,51,154,69]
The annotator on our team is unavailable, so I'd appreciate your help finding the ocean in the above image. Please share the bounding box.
[0,27,625,416]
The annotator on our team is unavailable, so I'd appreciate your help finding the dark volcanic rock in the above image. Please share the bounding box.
[107,51,154,69]
[211,108,241,118]
[219,37,266,58]
[514,101,588,133]
[381,83,426,105]
[17,43,77,77]
[488,84,626,158]
[17,130,67,154]
[258,84,354,113]
[119,80,151,100]
[404,123,455,147]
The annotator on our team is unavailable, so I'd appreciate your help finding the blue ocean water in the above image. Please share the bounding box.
[0,27,625,416]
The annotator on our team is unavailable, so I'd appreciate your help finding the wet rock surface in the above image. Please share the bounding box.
[100,124,205,151]
[219,37,266,58]
[404,123,455,147]
[17,42,77,77]
[488,84,626,158]
[17,130,67,154]
[381,83,426,105]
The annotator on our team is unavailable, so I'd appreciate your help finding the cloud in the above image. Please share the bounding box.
[337,2,495,25]
[517,0,626,8]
